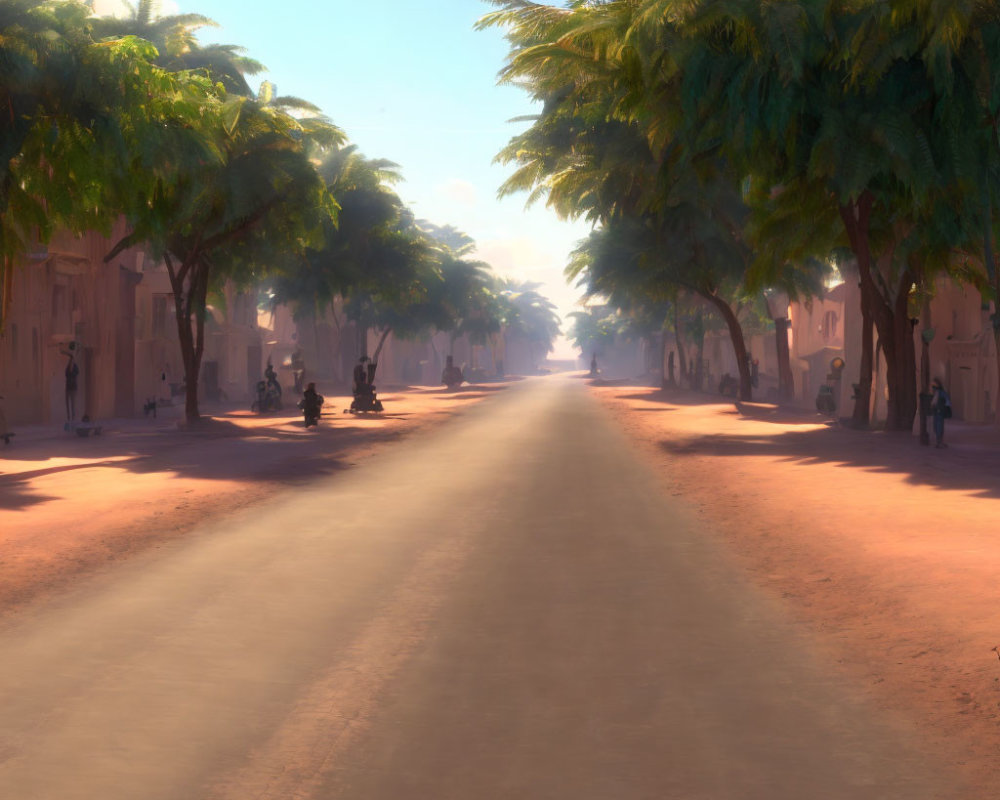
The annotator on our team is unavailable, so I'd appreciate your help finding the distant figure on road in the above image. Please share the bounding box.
[441,355,464,390]
[589,353,598,377]
[931,377,951,448]
[300,382,323,427]
[62,346,80,421]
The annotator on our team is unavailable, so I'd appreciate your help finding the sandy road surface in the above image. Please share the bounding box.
[591,381,1000,796]
[0,377,965,798]
[0,385,502,614]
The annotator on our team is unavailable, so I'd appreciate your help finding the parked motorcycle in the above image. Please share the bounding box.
[348,357,384,413]
[349,387,384,414]
[251,379,282,413]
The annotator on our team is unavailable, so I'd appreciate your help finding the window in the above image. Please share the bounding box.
[820,310,839,342]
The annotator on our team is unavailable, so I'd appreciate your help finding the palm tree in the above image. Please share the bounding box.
[90,0,263,95]
[106,91,343,421]
[1,1,191,327]
[671,0,979,429]
[483,0,763,398]
[500,279,562,372]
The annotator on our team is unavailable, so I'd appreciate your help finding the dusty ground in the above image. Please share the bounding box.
[590,378,1000,796]
[4,373,999,794]
[0,383,511,617]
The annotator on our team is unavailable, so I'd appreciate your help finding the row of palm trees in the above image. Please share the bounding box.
[482,0,1000,430]
[0,1,560,422]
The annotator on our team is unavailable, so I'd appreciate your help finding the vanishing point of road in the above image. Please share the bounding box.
[0,376,964,799]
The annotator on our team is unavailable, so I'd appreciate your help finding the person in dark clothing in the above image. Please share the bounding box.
[441,355,464,389]
[63,348,80,421]
[931,377,951,448]
[264,360,281,396]
[353,356,367,392]
[300,382,323,427]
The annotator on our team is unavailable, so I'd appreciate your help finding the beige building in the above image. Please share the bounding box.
[0,222,145,425]
[1,225,269,426]
[681,275,998,426]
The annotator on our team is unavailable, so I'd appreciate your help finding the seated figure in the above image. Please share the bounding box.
[354,356,375,396]
[441,355,464,390]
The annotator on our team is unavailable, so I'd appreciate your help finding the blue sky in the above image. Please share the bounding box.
[95,0,591,357]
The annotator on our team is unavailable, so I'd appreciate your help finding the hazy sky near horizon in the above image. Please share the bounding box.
[93,0,591,359]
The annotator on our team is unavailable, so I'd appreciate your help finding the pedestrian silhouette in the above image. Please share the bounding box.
[62,346,80,421]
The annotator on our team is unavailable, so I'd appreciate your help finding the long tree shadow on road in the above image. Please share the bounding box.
[0,421,403,511]
[0,380,510,511]
[609,387,1000,500]
[659,421,1000,499]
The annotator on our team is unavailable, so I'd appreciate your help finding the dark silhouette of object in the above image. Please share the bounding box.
[62,346,80,421]
[353,356,371,395]
[143,398,157,418]
[350,356,384,413]
[72,413,102,437]
[441,355,464,390]
[589,353,598,377]
[251,369,283,414]
[667,351,675,386]
[291,348,306,394]
[0,394,12,445]
[931,377,951,448]
[250,360,283,413]
[750,358,759,388]
[816,385,836,414]
[816,356,845,415]
[299,382,324,427]
[718,373,738,397]
[264,360,282,398]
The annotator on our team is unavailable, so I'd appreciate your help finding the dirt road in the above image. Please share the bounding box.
[0,377,965,799]
[0,385,501,615]
[592,381,1000,796]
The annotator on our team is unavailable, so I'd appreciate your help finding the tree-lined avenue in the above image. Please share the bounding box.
[0,377,962,798]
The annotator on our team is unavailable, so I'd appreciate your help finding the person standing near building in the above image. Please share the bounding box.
[62,346,80,422]
[931,377,951,448]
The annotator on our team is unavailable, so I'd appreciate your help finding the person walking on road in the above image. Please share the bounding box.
[931,377,951,448]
